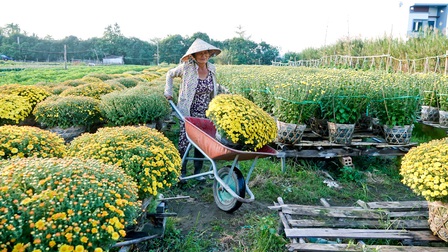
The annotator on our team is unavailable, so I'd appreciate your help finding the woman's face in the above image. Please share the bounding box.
[193,50,210,64]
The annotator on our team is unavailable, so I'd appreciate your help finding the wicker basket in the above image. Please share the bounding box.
[421,105,439,122]
[439,110,448,127]
[327,122,355,145]
[276,121,306,145]
[382,124,413,145]
[428,201,448,242]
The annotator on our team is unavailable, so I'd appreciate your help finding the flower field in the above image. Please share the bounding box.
[1,64,448,250]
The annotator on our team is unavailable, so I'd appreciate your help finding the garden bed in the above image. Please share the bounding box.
[271,197,448,252]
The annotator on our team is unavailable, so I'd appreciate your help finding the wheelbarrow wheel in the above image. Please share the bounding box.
[213,166,246,213]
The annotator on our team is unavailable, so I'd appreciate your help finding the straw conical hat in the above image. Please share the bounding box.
[181,38,221,62]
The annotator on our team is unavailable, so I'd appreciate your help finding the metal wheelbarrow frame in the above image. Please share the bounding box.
[169,101,278,213]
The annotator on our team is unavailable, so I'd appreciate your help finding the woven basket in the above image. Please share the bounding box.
[382,124,413,145]
[421,105,439,122]
[428,201,448,242]
[327,122,355,145]
[439,110,448,127]
[276,121,306,145]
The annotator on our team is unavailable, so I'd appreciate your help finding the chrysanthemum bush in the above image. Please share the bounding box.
[99,85,171,126]
[59,82,124,100]
[67,126,181,199]
[33,95,104,130]
[400,137,448,202]
[0,84,51,125]
[0,94,32,125]
[0,157,140,251]
[206,94,277,151]
[0,125,66,159]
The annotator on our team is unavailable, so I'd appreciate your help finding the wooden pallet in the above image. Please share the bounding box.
[276,126,418,160]
[270,197,448,251]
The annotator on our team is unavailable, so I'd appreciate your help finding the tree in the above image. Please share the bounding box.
[3,23,21,37]
[159,35,187,64]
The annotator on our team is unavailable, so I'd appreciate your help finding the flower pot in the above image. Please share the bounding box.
[421,105,439,122]
[309,117,328,136]
[327,122,355,145]
[276,120,306,144]
[439,110,448,127]
[215,131,244,150]
[428,201,448,242]
[382,124,413,145]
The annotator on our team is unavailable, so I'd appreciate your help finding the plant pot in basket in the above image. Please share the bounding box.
[400,138,448,242]
[382,124,413,145]
[276,120,306,145]
[439,110,448,127]
[428,201,448,242]
[327,122,355,145]
[421,105,439,122]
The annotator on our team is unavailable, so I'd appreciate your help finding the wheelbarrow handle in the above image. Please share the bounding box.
[168,100,185,122]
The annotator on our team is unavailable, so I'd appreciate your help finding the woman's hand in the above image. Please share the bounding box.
[165,95,173,100]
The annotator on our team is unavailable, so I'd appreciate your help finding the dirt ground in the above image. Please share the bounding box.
[166,179,273,238]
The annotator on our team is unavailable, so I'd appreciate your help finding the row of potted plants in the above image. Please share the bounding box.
[217,66,435,144]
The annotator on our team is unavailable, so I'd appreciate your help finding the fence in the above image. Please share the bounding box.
[273,51,448,75]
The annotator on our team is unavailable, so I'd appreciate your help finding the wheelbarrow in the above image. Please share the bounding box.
[169,100,278,213]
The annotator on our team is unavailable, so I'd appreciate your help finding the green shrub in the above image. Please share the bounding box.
[107,77,145,88]
[33,95,104,130]
[100,85,171,126]
[59,79,88,87]
[68,126,181,199]
[59,82,123,100]
[0,157,140,251]
[85,72,115,81]
[0,125,66,159]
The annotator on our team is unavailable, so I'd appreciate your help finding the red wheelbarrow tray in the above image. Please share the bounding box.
[184,116,278,161]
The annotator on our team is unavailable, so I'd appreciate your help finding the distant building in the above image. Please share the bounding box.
[407,2,448,36]
[103,55,124,65]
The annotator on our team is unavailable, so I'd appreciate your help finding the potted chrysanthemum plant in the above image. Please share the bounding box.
[206,94,277,151]
[400,137,448,242]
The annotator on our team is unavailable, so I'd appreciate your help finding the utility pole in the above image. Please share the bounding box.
[64,45,67,69]
[151,38,160,66]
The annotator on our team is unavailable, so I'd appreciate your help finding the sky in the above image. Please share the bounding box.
[0,0,439,54]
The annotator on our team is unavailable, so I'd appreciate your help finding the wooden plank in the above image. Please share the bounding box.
[388,211,428,218]
[287,243,448,252]
[285,228,413,240]
[285,228,442,242]
[288,219,430,230]
[278,204,388,219]
[366,201,428,211]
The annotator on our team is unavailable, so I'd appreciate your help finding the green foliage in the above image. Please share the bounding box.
[108,76,146,88]
[0,125,66,159]
[100,85,171,126]
[67,126,181,199]
[59,82,124,100]
[321,95,367,124]
[84,72,115,81]
[0,157,140,251]
[339,165,365,183]
[33,95,104,130]
[422,90,438,107]
[245,215,288,251]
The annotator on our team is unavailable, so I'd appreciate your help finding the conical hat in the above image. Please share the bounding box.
[181,38,221,62]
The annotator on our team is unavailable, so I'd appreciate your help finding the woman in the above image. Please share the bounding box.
[164,38,223,180]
